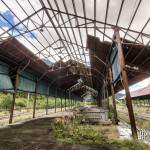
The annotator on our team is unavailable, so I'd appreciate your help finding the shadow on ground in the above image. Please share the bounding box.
[0,117,117,150]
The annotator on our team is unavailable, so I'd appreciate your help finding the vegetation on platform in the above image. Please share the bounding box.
[52,117,150,150]
[117,102,150,130]
[0,92,83,111]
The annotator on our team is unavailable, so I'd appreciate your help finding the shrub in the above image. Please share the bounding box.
[16,101,26,107]
[15,98,27,108]
[0,94,12,110]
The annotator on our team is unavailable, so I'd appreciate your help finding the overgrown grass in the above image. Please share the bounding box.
[52,120,107,144]
[118,111,150,130]
[0,92,83,111]
[52,118,150,150]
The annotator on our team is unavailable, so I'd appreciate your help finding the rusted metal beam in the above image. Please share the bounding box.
[54,0,80,63]
[46,87,49,115]
[113,27,137,138]
[63,0,84,63]
[72,0,86,63]
[27,0,64,60]
[108,67,118,125]
[46,7,150,37]
[33,80,38,118]
[9,70,19,124]
[61,96,62,112]
[106,84,110,111]
[55,88,57,113]
[116,0,125,26]
[82,0,88,36]
[105,72,110,111]
[0,8,43,37]
[46,95,49,115]
[123,0,142,39]
[103,0,110,41]
[65,91,66,110]
[15,0,58,61]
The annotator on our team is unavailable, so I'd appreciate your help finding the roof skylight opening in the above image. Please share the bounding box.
[0,0,150,67]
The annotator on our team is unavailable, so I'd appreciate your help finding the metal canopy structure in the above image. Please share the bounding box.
[0,0,149,93]
[87,35,150,94]
[0,0,150,65]
[0,0,150,138]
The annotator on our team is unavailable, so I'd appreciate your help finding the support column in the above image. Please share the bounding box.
[69,91,71,109]
[33,80,38,118]
[46,95,49,115]
[109,67,118,125]
[106,81,110,111]
[9,71,19,124]
[65,91,66,110]
[72,99,73,108]
[71,98,72,109]
[113,28,137,138]
[54,96,56,113]
[147,99,149,106]
[61,97,62,112]
[75,99,77,107]
[46,87,49,115]
[55,88,57,113]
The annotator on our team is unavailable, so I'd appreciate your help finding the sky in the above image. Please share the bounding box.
[0,10,36,39]
[119,77,150,94]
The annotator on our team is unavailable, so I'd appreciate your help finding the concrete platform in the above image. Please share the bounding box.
[0,111,117,150]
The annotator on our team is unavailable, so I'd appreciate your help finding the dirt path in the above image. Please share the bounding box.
[0,116,117,150]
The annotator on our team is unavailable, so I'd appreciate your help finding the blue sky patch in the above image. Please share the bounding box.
[0,10,36,39]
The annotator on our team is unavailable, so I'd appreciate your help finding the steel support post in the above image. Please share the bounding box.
[71,98,72,109]
[9,71,19,124]
[113,27,137,138]
[106,82,110,111]
[55,88,57,113]
[54,96,56,113]
[46,95,49,115]
[108,67,118,125]
[61,97,62,112]
[46,87,49,115]
[65,91,66,110]
[69,99,71,109]
[72,99,73,108]
[69,91,71,109]
[33,80,38,118]
[75,99,77,107]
